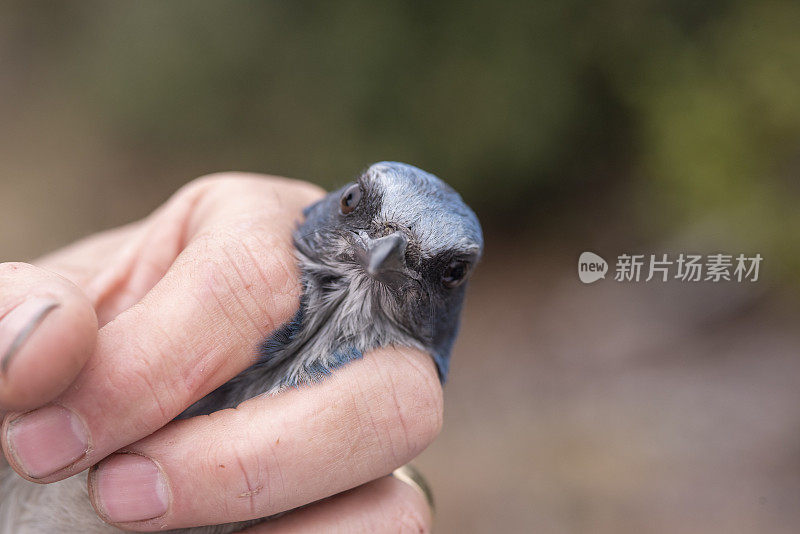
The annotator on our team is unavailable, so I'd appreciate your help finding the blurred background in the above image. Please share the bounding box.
[2,1,800,532]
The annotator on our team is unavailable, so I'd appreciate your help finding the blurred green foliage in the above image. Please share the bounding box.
[1,0,799,271]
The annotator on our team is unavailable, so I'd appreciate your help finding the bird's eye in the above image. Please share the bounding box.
[442,260,469,288]
[340,184,363,214]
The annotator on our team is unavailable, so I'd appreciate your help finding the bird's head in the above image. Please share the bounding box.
[295,162,483,380]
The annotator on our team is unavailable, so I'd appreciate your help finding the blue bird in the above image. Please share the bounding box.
[0,162,483,534]
[181,161,484,418]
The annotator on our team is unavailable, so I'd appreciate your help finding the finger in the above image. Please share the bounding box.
[0,262,97,412]
[33,221,145,304]
[35,177,231,325]
[237,476,432,534]
[87,347,442,530]
[35,173,296,325]
[1,174,323,482]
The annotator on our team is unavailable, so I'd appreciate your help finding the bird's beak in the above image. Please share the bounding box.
[361,232,408,279]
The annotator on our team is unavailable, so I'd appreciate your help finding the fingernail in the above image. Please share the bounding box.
[93,454,169,523]
[6,404,89,478]
[0,297,59,375]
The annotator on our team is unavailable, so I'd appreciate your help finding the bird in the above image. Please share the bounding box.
[0,162,483,533]
[182,161,483,416]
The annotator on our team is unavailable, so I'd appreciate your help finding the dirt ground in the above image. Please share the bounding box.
[416,237,800,533]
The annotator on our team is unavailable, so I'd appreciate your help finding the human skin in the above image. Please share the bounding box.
[0,173,439,532]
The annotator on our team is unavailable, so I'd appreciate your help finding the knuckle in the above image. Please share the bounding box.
[203,421,274,518]
[182,172,323,223]
[197,171,324,198]
[190,229,300,336]
[390,353,444,455]
[271,177,326,204]
[171,174,264,229]
[237,229,302,302]
[184,234,254,339]
[181,172,251,195]
[0,261,28,277]
[98,349,176,432]
[170,174,227,206]
[128,364,174,424]
[0,262,40,289]
[183,172,321,208]
[229,447,268,513]
[365,351,443,466]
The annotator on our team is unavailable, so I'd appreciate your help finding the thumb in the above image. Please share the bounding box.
[0,263,97,412]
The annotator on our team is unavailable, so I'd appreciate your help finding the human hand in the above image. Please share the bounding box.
[0,174,440,532]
